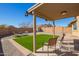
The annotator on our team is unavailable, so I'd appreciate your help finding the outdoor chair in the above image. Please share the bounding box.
[42,37,58,53]
[59,39,79,56]
[59,33,65,50]
[56,34,78,56]
[42,33,66,55]
[72,39,79,55]
[55,34,64,49]
[54,33,66,55]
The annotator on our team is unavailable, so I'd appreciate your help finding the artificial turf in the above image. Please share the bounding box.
[14,34,58,51]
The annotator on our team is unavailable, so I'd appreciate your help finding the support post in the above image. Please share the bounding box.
[53,21,55,37]
[33,12,36,53]
[76,16,79,30]
[53,21,56,52]
[72,23,73,34]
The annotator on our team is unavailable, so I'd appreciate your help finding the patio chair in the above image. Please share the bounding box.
[59,39,79,56]
[72,39,79,55]
[42,37,58,53]
[54,33,66,55]
[59,33,65,49]
[56,34,78,56]
[55,34,65,49]
[42,33,65,56]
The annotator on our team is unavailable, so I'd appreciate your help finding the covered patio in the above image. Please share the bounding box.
[26,3,79,56]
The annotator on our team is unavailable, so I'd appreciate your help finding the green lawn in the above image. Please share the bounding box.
[14,34,58,51]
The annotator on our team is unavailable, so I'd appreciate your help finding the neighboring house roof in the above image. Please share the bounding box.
[27,3,79,21]
[68,19,77,27]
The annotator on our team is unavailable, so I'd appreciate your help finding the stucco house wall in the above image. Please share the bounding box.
[71,16,79,37]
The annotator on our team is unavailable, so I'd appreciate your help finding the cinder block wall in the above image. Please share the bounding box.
[41,26,72,35]
[65,27,72,34]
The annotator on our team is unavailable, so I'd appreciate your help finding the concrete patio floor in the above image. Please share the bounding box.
[33,33,79,56]
[1,33,79,56]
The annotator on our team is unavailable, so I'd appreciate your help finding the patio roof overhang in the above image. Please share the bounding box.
[26,3,79,53]
[68,19,77,27]
[27,3,79,20]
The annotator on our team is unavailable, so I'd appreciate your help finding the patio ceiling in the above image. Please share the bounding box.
[26,3,79,53]
[28,3,79,21]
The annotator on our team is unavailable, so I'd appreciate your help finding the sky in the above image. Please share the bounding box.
[0,3,75,27]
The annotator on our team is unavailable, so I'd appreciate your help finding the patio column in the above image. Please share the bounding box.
[33,12,36,53]
[53,21,55,37]
[76,16,79,30]
[72,24,73,34]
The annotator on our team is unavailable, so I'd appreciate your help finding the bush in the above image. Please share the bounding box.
[0,25,33,38]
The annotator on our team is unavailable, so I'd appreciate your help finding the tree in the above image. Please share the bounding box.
[0,24,7,29]
[19,22,31,28]
[0,25,17,37]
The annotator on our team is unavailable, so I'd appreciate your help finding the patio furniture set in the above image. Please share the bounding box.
[40,33,79,56]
